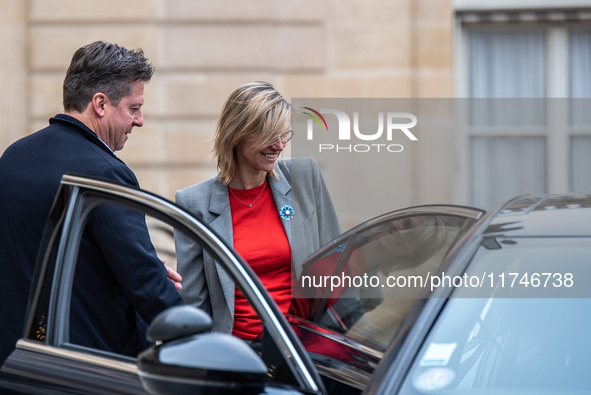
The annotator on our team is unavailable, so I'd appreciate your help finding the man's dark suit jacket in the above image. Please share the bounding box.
[0,114,183,365]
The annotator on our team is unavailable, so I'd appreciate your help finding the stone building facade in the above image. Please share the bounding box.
[15,1,591,231]
[1,0,455,229]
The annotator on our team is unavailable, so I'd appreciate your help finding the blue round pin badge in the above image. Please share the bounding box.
[279,205,294,220]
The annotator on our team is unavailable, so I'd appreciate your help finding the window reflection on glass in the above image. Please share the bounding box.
[400,237,591,393]
[401,297,591,393]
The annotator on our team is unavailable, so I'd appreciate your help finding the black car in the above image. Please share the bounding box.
[1,174,590,394]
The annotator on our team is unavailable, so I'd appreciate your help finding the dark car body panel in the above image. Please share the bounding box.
[2,340,143,394]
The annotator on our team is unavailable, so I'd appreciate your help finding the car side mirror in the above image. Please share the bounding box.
[138,305,268,395]
[146,305,212,343]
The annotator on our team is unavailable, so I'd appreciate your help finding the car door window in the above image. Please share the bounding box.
[68,203,163,357]
[293,212,480,350]
[75,202,309,386]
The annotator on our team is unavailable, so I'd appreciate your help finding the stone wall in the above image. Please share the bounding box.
[1,0,455,230]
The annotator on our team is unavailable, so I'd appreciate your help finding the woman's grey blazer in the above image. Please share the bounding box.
[174,157,342,333]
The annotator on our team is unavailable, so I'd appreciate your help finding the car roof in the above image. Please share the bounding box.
[484,193,591,238]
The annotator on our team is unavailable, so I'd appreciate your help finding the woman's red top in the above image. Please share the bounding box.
[229,181,292,340]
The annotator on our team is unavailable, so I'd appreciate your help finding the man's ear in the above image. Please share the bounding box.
[91,93,108,117]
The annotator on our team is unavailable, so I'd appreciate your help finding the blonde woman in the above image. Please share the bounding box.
[174,81,341,340]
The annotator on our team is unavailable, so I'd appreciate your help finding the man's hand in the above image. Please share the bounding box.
[162,259,182,290]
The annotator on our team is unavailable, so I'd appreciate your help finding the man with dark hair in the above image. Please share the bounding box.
[0,41,184,365]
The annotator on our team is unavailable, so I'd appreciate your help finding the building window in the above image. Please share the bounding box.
[455,8,591,208]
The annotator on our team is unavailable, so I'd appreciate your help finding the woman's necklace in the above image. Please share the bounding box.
[229,181,266,208]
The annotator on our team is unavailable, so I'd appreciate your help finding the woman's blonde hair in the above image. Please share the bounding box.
[213,81,291,185]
